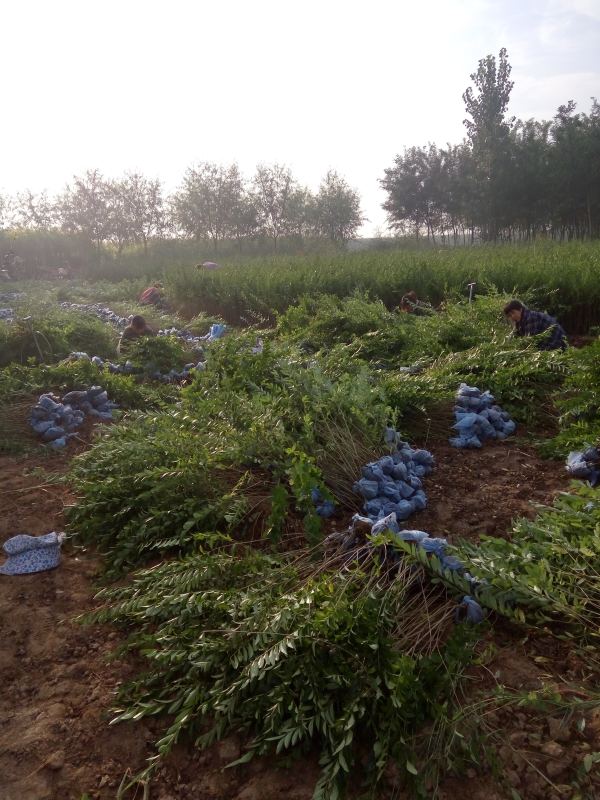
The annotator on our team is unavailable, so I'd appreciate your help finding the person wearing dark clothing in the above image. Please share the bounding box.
[503,300,567,351]
[117,315,156,356]
[399,291,434,316]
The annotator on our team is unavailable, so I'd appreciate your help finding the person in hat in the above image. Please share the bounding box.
[117,315,156,356]
[503,300,567,351]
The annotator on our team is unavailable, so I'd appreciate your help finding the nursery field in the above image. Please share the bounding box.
[1,262,600,800]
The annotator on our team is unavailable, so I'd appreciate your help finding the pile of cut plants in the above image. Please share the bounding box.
[3,287,600,798]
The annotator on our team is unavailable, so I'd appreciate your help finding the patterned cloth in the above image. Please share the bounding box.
[516,307,566,350]
[0,532,63,575]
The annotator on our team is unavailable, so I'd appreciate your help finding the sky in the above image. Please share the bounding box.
[1,0,599,235]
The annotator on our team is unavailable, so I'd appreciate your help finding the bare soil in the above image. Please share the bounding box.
[1,433,599,800]
[414,436,567,543]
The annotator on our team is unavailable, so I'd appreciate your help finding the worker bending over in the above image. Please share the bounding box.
[399,291,434,316]
[139,283,167,309]
[503,300,566,351]
[117,315,156,355]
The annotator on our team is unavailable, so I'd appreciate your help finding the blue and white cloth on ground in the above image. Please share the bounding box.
[0,532,64,575]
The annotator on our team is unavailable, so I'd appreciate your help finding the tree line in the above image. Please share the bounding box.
[0,165,364,254]
[382,48,600,243]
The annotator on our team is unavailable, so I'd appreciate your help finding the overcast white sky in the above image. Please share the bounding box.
[1,0,599,234]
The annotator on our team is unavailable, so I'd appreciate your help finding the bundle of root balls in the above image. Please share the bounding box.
[29,387,117,449]
[450,383,516,449]
[325,512,485,623]
[66,351,206,382]
[0,292,25,303]
[58,302,129,328]
[157,323,226,346]
[566,447,600,487]
[310,488,336,518]
[354,442,434,522]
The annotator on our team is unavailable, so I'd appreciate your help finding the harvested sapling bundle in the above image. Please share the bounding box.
[354,431,433,522]
[566,447,600,487]
[450,383,516,449]
[58,301,130,328]
[29,385,117,449]
[326,512,485,625]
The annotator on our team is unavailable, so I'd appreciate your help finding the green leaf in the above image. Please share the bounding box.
[225,750,255,769]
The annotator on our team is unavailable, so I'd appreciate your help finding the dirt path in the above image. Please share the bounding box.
[0,439,598,800]
[415,436,567,542]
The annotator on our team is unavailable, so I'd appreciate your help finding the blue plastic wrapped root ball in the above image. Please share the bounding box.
[450,384,516,449]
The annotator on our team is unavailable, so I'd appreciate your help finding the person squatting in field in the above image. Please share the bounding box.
[117,315,156,355]
[399,290,435,316]
[139,283,167,309]
[503,299,567,350]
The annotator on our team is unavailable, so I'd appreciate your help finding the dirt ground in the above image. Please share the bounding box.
[1,432,599,800]
[415,436,567,543]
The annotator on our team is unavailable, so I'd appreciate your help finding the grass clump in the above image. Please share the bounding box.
[0,307,117,366]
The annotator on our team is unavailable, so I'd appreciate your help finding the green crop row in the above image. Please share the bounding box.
[164,241,600,333]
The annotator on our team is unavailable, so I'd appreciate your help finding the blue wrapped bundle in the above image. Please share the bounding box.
[397,480,415,499]
[89,390,108,407]
[393,499,414,520]
[453,413,480,433]
[413,449,434,467]
[420,537,448,557]
[355,442,433,524]
[363,462,386,482]
[354,479,380,500]
[456,596,485,624]
[457,383,481,397]
[476,416,497,440]
[379,455,395,475]
[365,498,385,516]
[391,462,408,481]
[39,394,60,412]
[411,490,428,511]
[395,529,430,544]
[32,420,54,435]
[566,449,600,486]
[502,419,516,436]
[440,552,464,571]
[371,512,400,536]
[42,426,66,442]
[450,434,482,449]
[62,390,88,404]
[382,483,401,502]
[384,425,397,445]
[316,500,335,518]
[450,384,515,448]
[310,487,336,518]
[583,446,600,462]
